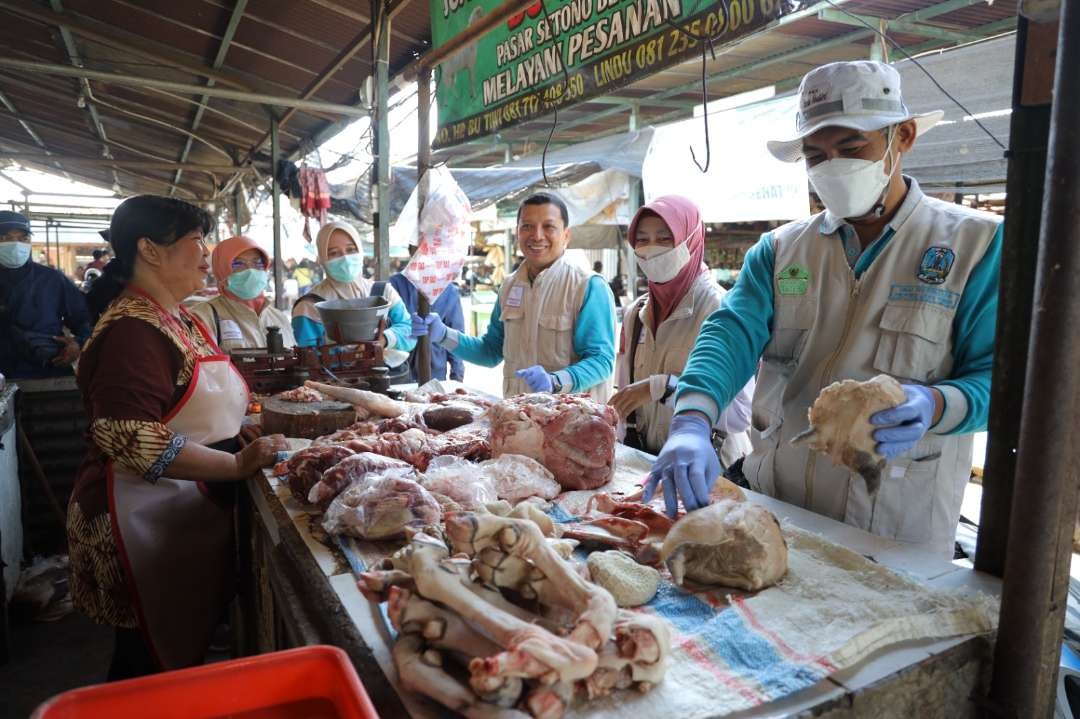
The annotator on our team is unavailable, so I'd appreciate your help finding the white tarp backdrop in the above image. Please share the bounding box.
[642,94,811,223]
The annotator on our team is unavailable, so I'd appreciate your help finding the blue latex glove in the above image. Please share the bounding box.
[643,413,720,517]
[516,365,554,393]
[411,312,447,344]
[870,384,937,459]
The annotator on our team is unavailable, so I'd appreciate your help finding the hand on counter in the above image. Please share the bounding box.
[609,379,651,420]
[643,412,720,517]
[238,423,263,445]
[234,434,288,478]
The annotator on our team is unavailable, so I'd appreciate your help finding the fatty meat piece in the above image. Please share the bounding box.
[790,374,906,496]
[477,454,561,504]
[661,499,788,591]
[488,394,617,491]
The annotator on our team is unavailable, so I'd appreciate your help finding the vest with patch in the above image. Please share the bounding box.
[498,256,613,401]
[743,192,1000,557]
[190,294,296,352]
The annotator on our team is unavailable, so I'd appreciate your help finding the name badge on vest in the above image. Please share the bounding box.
[777,264,810,295]
[219,319,243,343]
[506,285,525,308]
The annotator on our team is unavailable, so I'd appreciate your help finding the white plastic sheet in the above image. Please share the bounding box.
[642,94,811,223]
[395,165,473,302]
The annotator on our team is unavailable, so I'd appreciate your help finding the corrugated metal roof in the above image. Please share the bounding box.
[0,0,433,201]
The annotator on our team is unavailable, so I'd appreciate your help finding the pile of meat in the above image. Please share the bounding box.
[275,385,620,541]
[360,511,672,718]
[268,383,795,716]
[277,386,325,403]
[488,394,618,490]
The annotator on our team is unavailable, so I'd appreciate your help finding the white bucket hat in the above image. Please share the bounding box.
[767,60,944,163]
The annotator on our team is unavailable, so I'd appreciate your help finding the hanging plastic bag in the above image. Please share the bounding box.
[394,166,472,303]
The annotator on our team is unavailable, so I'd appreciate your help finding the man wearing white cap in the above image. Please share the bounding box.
[645,61,1002,558]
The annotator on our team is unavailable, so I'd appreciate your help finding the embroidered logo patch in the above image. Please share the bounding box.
[777,264,810,295]
[917,247,955,285]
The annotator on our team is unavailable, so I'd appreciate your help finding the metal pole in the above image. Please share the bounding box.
[987,2,1080,716]
[415,66,433,384]
[0,58,370,117]
[0,154,252,173]
[624,105,641,303]
[372,0,391,281]
[270,111,285,311]
[233,187,243,236]
[976,17,1056,576]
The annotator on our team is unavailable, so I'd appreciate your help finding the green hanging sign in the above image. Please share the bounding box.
[429,0,786,148]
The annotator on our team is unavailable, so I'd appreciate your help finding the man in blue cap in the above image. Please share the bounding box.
[0,210,92,378]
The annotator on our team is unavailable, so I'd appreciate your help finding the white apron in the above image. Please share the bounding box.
[108,293,249,669]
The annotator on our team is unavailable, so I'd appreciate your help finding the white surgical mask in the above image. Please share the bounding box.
[635,243,690,284]
[807,130,898,219]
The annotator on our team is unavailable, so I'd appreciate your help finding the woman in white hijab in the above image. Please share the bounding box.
[291,221,415,358]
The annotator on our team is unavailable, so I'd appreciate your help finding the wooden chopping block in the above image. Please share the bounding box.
[261,395,356,439]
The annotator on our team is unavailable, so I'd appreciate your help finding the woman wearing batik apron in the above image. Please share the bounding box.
[70,195,288,679]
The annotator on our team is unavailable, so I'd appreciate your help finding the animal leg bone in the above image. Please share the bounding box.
[392,635,529,719]
[580,611,671,699]
[403,533,599,685]
[523,681,574,719]
[305,380,408,418]
[387,586,501,659]
[445,513,617,650]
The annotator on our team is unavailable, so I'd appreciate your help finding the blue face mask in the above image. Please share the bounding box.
[0,241,31,269]
[326,254,362,283]
[226,268,268,300]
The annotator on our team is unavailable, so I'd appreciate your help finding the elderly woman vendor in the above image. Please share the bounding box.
[291,221,415,357]
[190,234,296,350]
[71,195,288,679]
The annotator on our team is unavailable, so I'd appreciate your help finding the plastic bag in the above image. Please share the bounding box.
[395,166,472,303]
[418,454,498,510]
[478,454,561,504]
[322,468,440,540]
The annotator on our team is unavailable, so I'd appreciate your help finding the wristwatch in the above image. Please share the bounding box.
[550,373,563,393]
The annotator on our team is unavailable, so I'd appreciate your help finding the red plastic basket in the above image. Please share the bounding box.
[31,645,379,719]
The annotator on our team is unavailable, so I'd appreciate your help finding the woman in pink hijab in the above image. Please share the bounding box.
[610,195,754,467]
[189,235,296,351]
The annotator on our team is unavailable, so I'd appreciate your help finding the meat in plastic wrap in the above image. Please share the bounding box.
[322,469,442,540]
[478,454,562,504]
[307,452,414,507]
[417,455,498,509]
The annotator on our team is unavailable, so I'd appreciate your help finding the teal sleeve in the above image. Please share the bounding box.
[935,223,1001,434]
[292,316,325,348]
[675,232,776,418]
[451,299,505,367]
[387,299,417,351]
[564,276,617,392]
